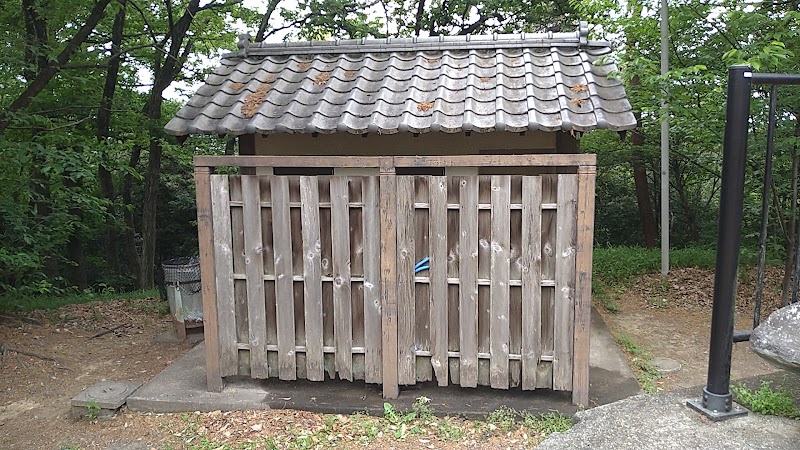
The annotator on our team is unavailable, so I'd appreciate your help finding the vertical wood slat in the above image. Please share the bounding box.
[459,176,479,387]
[554,174,578,391]
[396,176,416,385]
[271,177,297,380]
[363,177,383,383]
[331,177,353,381]
[380,158,399,399]
[210,175,238,377]
[300,176,324,381]
[195,166,223,392]
[572,167,596,406]
[429,176,448,386]
[241,175,269,379]
[490,175,511,389]
[521,176,543,390]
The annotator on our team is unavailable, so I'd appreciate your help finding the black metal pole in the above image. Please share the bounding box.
[754,85,778,328]
[700,66,752,415]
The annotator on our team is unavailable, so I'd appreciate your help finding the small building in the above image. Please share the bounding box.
[166,22,636,406]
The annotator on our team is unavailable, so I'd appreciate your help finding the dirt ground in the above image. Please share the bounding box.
[0,266,791,449]
[599,266,785,391]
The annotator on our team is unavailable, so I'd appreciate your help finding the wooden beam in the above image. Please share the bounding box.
[572,165,596,406]
[393,154,596,168]
[379,157,399,399]
[195,166,223,392]
[194,154,596,170]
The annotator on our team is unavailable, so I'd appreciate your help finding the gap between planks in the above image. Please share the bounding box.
[231,273,556,287]
[233,343,555,362]
[228,201,558,210]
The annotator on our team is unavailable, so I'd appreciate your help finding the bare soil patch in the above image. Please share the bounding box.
[599,266,786,391]
[0,266,788,448]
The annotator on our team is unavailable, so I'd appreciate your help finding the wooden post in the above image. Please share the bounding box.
[380,157,399,399]
[572,165,596,406]
[195,165,223,392]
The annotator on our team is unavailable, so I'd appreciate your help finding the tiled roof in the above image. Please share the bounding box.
[165,23,637,136]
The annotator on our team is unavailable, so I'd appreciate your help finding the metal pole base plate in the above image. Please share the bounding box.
[687,388,748,422]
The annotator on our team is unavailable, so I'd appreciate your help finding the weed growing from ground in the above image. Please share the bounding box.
[615,332,662,393]
[487,406,517,432]
[521,411,572,437]
[733,380,800,418]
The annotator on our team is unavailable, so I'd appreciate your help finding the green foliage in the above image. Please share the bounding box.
[84,401,101,421]
[733,381,800,418]
[487,406,517,432]
[615,332,661,393]
[594,246,719,282]
[521,411,572,436]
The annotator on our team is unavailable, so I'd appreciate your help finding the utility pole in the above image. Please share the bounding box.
[661,0,670,276]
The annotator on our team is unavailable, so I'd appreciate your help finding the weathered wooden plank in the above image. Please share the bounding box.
[229,177,249,362]
[363,176,383,383]
[572,166,596,406]
[429,176,449,386]
[414,177,432,383]
[380,158,399,399]
[195,154,597,171]
[195,167,223,392]
[331,176,353,381]
[553,174,578,391]
[391,154,596,168]
[396,175,416,385]
[241,175,269,379]
[521,176,542,390]
[211,175,238,377]
[271,176,297,380]
[300,176,324,381]
[458,176,479,387]
[490,175,511,389]
[477,177,492,386]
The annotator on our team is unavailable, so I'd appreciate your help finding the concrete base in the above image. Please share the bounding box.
[538,391,799,450]
[127,307,640,417]
[71,381,141,420]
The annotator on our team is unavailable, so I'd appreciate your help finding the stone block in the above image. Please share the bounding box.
[751,303,800,373]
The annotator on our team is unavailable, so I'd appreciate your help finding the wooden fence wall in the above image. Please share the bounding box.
[195,155,596,406]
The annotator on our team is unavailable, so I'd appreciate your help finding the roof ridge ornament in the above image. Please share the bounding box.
[578,21,589,46]
[237,33,252,57]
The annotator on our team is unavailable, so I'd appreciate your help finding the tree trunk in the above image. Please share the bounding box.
[631,128,659,248]
[97,0,126,276]
[137,0,202,289]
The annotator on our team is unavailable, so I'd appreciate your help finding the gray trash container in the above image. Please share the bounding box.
[161,257,203,323]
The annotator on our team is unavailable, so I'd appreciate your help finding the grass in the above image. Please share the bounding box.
[732,380,800,418]
[614,332,662,393]
[593,246,722,282]
[0,288,159,312]
[591,245,764,314]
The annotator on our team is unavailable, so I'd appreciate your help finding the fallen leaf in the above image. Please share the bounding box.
[570,83,589,93]
[569,97,587,107]
[313,72,330,86]
[479,76,491,83]
[251,423,263,431]
[344,70,357,77]
[417,101,434,112]
[297,62,312,70]
[240,82,271,118]
[425,57,440,64]
[230,82,247,91]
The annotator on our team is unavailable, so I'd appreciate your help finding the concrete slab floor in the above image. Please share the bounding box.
[127,307,641,418]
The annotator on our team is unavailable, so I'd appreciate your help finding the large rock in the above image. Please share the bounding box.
[750,303,800,373]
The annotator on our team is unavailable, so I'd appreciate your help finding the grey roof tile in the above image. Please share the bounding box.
[165,23,637,136]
